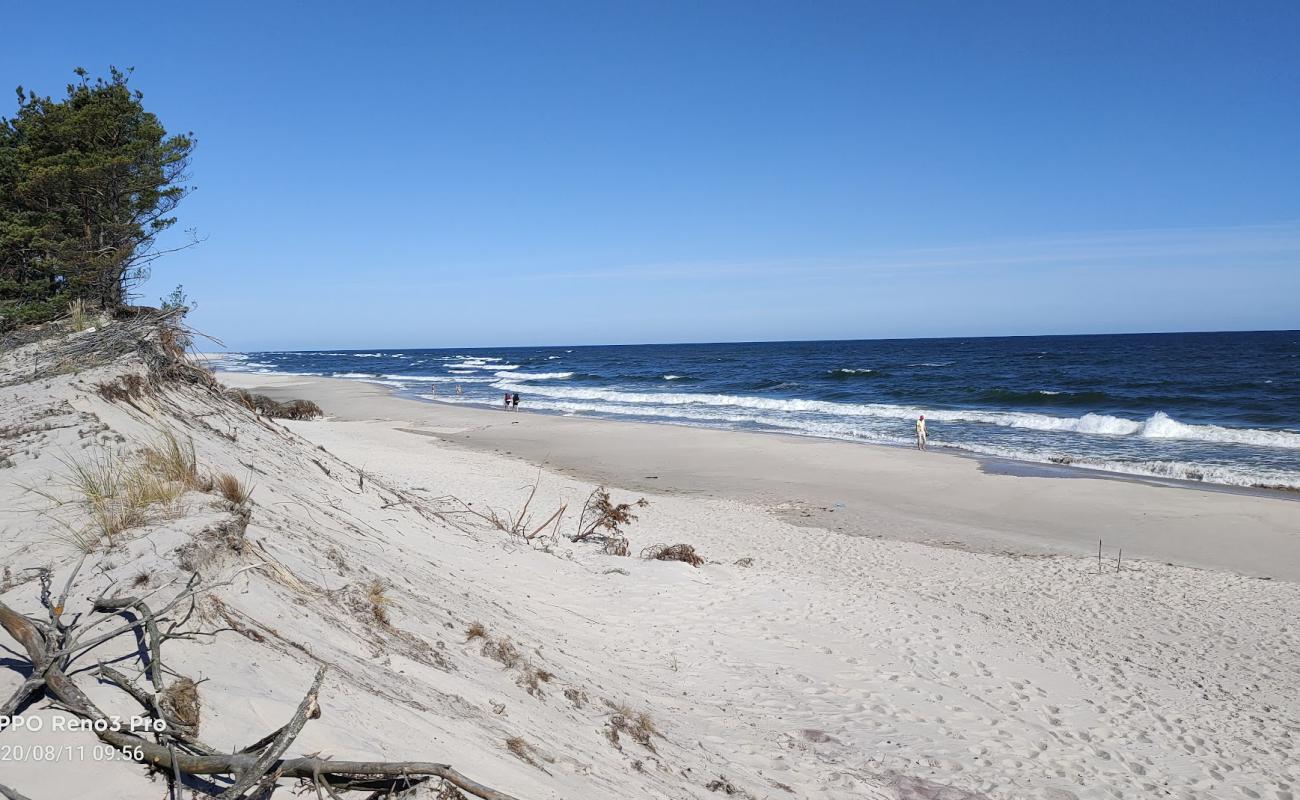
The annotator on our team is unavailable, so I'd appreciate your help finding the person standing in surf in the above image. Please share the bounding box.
[512,392,520,410]
[504,391,511,411]
[916,415,928,450]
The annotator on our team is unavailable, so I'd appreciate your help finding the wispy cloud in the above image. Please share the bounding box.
[521,221,1300,283]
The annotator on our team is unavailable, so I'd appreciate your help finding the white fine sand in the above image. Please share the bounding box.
[3,339,1300,800]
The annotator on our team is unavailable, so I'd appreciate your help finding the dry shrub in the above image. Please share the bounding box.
[96,373,149,404]
[465,621,488,641]
[276,398,323,419]
[573,487,648,543]
[213,471,252,505]
[226,389,323,420]
[641,543,704,567]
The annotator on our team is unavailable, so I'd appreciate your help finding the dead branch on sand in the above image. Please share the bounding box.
[433,477,566,548]
[0,564,519,800]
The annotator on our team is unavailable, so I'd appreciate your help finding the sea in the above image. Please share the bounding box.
[213,331,1300,492]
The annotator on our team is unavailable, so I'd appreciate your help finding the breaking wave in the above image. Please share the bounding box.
[491,381,1300,450]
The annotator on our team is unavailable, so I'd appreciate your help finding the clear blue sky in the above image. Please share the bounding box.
[5,1,1298,349]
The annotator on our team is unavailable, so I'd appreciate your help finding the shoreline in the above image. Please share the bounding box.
[218,370,1300,582]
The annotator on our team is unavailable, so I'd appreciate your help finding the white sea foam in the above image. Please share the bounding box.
[491,381,1300,450]
[332,372,377,378]
[511,396,1300,489]
[663,375,685,380]
[506,371,573,380]
[1139,411,1300,448]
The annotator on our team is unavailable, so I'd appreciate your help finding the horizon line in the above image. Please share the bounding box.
[229,326,1299,354]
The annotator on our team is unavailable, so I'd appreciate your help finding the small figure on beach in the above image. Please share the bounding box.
[916,414,928,450]
[455,384,463,396]
[512,392,520,410]
[503,391,511,410]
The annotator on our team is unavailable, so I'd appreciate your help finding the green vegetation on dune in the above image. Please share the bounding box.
[0,67,194,330]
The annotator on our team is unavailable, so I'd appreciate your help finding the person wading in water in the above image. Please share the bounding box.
[915,415,928,450]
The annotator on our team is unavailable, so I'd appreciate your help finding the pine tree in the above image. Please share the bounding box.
[0,67,195,330]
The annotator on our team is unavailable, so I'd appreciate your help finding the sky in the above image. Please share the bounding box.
[3,1,1298,349]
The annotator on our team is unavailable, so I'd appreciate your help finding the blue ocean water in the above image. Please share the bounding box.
[215,331,1300,490]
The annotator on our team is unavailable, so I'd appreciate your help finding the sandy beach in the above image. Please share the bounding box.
[221,372,1300,582]
[201,371,1300,797]
[4,328,1299,800]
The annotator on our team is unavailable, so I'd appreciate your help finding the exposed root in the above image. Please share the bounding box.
[0,566,520,800]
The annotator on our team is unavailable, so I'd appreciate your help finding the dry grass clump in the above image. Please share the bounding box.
[641,543,704,567]
[141,429,201,489]
[504,736,553,771]
[67,298,92,332]
[366,579,393,626]
[45,430,214,551]
[605,702,662,752]
[481,636,522,669]
[564,688,588,709]
[213,471,252,505]
[516,664,555,697]
[226,388,323,420]
[468,626,557,697]
[56,448,186,549]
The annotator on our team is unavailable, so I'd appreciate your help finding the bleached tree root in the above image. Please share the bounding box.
[0,569,520,800]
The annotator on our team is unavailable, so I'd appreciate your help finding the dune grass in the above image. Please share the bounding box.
[50,430,206,551]
[213,471,252,505]
[67,298,92,332]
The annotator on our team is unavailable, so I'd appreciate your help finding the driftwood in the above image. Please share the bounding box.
[0,565,520,800]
